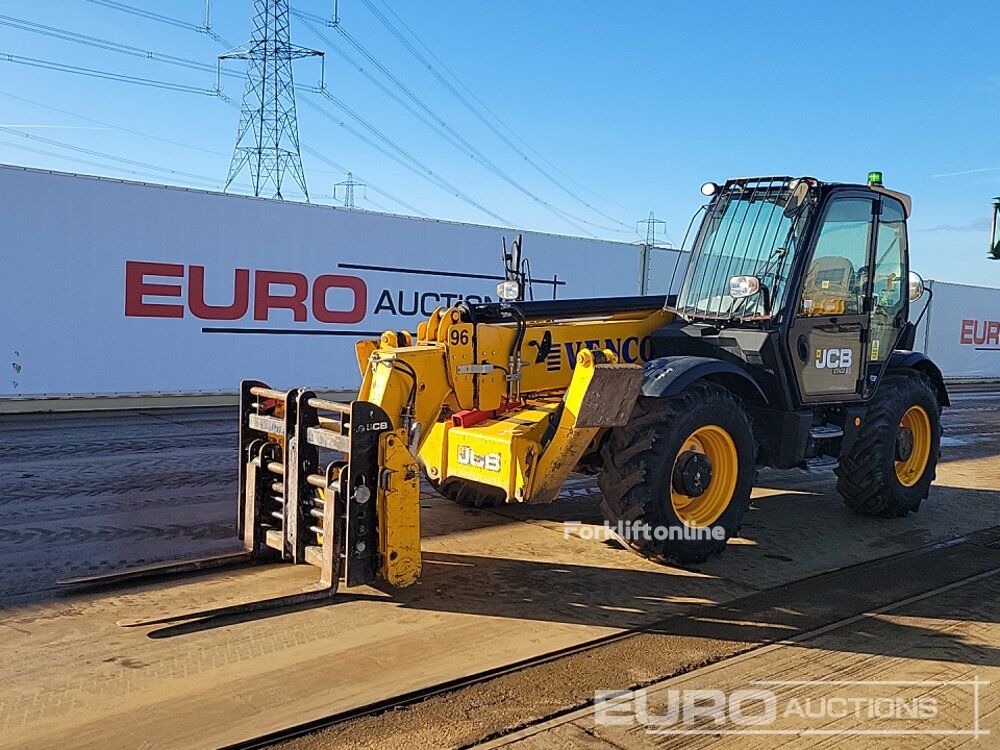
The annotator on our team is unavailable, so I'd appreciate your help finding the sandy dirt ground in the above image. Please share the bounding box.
[484,566,999,750]
[0,388,997,749]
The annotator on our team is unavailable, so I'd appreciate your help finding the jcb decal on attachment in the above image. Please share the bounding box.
[815,347,854,374]
[456,445,502,472]
[354,420,391,433]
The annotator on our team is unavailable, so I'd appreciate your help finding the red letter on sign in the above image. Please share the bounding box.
[124,261,184,318]
[254,270,308,322]
[312,275,368,324]
[189,266,250,320]
[960,319,974,345]
[987,321,1000,346]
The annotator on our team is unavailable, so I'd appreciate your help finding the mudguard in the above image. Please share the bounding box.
[887,350,950,406]
[640,356,767,402]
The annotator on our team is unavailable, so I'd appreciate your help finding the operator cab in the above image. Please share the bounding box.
[657,173,926,409]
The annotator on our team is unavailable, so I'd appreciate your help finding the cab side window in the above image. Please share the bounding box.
[869,197,907,359]
[799,198,873,317]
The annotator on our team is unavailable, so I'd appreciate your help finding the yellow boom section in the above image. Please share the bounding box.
[350,303,671,587]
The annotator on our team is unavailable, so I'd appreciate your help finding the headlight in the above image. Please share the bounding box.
[701,181,719,197]
[729,275,760,299]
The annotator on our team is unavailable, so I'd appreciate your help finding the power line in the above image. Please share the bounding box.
[84,0,204,32]
[0,90,425,216]
[0,14,223,78]
[83,0,235,47]
[76,0,599,230]
[0,89,229,157]
[0,134,204,184]
[295,9,625,236]
[358,0,642,217]
[0,125,224,183]
[78,0,486,220]
[0,52,221,96]
[0,61,427,217]
[73,0,571,230]
[0,134,229,189]
[301,91,510,225]
[9,3,526,224]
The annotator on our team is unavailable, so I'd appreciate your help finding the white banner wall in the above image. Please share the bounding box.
[916,280,1000,379]
[1,166,688,398]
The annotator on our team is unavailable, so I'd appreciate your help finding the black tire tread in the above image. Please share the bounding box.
[598,382,755,564]
[835,371,941,517]
[434,478,506,509]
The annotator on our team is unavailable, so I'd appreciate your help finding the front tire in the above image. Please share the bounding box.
[836,371,941,517]
[598,383,755,564]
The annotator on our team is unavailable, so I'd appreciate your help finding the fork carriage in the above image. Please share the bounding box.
[238,380,404,592]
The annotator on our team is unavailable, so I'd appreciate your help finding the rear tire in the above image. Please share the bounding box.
[598,383,755,565]
[836,371,941,517]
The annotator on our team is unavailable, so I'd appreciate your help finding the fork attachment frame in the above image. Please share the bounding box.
[61,381,388,595]
[239,380,389,590]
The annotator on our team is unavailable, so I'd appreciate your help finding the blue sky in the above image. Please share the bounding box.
[1,0,998,287]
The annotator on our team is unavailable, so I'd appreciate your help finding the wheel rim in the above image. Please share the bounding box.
[895,405,931,487]
[669,425,738,527]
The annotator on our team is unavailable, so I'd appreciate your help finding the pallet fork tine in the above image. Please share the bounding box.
[58,550,257,588]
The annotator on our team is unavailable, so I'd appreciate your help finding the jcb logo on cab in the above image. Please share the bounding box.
[815,347,853,371]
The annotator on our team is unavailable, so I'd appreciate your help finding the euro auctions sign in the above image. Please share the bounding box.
[917,280,1000,379]
[959,318,1000,348]
[123,262,498,326]
[3,166,685,398]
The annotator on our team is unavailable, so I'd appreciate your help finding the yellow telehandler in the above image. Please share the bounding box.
[68,174,948,623]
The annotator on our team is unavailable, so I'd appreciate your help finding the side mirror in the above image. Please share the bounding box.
[729,275,761,299]
[908,271,925,302]
[783,179,810,218]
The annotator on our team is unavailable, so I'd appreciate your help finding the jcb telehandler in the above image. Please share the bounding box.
[69,173,948,622]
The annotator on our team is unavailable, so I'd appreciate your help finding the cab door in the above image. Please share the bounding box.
[787,193,876,402]
[863,195,908,397]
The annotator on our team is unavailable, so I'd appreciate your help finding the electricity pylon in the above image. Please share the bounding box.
[221,0,322,200]
[636,212,668,293]
[333,172,366,208]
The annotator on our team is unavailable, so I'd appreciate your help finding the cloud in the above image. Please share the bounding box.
[914,217,991,233]
[933,166,1000,178]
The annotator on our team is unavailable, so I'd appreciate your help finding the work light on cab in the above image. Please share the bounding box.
[496,280,521,300]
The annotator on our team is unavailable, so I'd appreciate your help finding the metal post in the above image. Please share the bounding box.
[990,198,1000,259]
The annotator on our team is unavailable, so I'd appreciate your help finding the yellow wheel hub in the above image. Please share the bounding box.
[670,425,738,527]
[895,405,931,487]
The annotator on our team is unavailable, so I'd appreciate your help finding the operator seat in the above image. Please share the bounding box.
[801,255,854,316]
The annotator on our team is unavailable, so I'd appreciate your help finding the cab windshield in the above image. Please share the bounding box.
[678,177,812,321]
